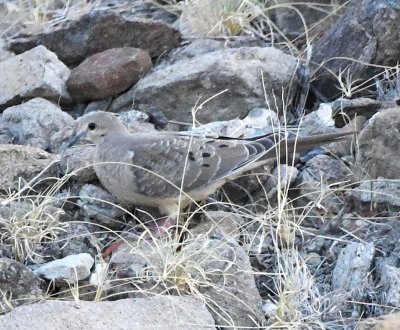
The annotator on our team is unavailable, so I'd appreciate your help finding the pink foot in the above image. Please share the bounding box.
[144,216,177,238]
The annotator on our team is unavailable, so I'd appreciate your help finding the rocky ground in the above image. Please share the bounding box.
[0,0,399,329]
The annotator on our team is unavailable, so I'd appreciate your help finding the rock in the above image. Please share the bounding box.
[143,107,169,130]
[187,237,264,328]
[7,11,181,66]
[174,38,226,60]
[59,145,97,183]
[332,97,392,127]
[0,45,71,110]
[190,210,243,238]
[34,253,94,282]
[331,242,374,292]
[125,1,177,24]
[304,154,354,184]
[351,177,400,211]
[357,107,400,179]
[294,155,353,215]
[190,107,279,138]
[223,164,273,205]
[312,0,400,99]
[264,164,299,197]
[0,296,215,330]
[116,110,154,133]
[300,103,336,135]
[294,169,344,216]
[375,259,400,308]
[107,233,263,327]
[67,47,152,102]
[77,184,128,230]
[323,116,365,157]
[304,237,325,254]
[109,239,162,280]
[172,36,267,62]
[0,98,75,153]
[45,224,96,260]
[84,97,113,114]
[305,252,322,269]
[274,0,348,38]
[110,47,300,122]
[0,144,60,192]
[0,258,45,313]
[0,198,69,263]
[358,312,400,330]
[262,300,278,318]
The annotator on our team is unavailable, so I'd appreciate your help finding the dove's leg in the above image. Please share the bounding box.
[145,216,177,238]
[102,216,178,258]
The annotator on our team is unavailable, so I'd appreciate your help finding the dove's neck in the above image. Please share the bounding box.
[94,127,132,148]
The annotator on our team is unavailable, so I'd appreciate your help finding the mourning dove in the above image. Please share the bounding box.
[70,111,355,218]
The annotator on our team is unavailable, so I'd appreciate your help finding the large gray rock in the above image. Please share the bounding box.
[7,11,180,66]
[187,237,264,328]
[110,47,300,122]
[0,144,60,192]
[0,45,71,110]
[312,0,400,99]
[67,47,152,102]
[0,258,45,313]
[0,296,215,330]
[107,234,264,328]
[0,98,75,153]
[357,107,400,179]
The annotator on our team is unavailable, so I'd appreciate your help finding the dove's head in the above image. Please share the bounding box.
[69,111,128,146]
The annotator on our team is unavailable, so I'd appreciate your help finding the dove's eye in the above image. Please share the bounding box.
[88,123,96,130]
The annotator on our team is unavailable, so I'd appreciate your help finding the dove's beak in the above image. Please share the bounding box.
[68,131,87,148]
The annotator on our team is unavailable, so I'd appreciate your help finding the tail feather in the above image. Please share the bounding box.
[259,130,357,159]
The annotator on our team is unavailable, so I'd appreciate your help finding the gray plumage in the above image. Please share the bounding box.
[73,111,355,216]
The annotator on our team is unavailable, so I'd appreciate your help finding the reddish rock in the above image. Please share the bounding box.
[67,47,152,102]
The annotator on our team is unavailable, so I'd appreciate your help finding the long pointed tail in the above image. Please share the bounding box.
[259,130,358,160]
[285,130,357,154]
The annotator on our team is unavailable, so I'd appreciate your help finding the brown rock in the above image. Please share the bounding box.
[67,47,152,102]
[7,11,180,67]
